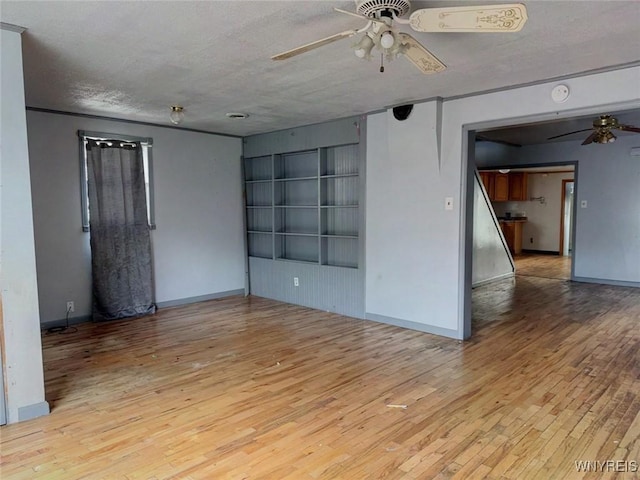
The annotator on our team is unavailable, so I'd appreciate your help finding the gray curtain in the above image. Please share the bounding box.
[87,140,156,321]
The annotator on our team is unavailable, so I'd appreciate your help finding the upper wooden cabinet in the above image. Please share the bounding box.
[508,172,528,201]
[493,173,509,201]
[479,171,495,199]
[479,171,528,202]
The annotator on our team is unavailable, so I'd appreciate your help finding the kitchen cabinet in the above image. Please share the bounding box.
[479,171,528,202]
[508,173,528,201]
[500,219,525,255]
[494,173,510,201]
[479,171,495,199]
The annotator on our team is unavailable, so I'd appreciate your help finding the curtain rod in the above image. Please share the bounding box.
[78,130,153,146]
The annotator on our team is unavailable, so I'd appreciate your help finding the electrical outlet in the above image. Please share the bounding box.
[293,277,299,287]
[66,301,75,313]
[581,200,588,208]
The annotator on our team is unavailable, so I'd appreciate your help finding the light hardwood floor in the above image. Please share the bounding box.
[1,277,639,479]
[515,253,572,280]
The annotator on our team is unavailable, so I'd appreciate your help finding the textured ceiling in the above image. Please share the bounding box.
[2,1,640,136]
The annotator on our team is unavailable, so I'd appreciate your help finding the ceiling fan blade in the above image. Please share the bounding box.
[547,128,594,140]
[409,3,528,33]
[271,30,357,60]
[617,124,640,133]
[398,33,446,75]
[333,7,375,23]
[581,131,598,146]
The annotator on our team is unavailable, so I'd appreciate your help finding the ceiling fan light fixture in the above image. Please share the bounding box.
[595,130,616,144]
[169,105,184,125]
[380,31,395,49]
[354,34,375,58]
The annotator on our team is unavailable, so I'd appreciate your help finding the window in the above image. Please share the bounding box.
[78,130,155,231]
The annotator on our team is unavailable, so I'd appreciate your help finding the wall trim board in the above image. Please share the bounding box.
[41,290,244,328]
[444,61,640,103]
[41,314,92,330]
[243,116,361,158]
[17,401,49,422]
[25,107,242,138]
[573,277,640,289]
[156,289,245,308]
[365,313,461,340]
[472,272,515,288]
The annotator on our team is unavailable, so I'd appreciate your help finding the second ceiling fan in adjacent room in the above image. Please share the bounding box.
[548,115,640,145]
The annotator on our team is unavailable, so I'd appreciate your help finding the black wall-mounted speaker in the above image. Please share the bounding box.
[393,104,414,121]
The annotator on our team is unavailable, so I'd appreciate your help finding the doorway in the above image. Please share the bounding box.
[475,164,575,280]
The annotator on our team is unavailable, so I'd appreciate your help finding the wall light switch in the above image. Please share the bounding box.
[445,197,454,210]
[293,277,299,287]
[581,200,588,208]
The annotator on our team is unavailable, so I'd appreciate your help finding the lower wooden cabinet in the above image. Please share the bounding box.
[500,220,524,255]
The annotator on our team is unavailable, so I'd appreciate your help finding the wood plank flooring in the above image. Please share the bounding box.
[515,253,572,280]
[1,277,639,479]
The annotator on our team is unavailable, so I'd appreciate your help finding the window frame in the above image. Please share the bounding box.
[78,130,156,232]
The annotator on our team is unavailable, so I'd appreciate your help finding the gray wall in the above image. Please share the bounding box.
[27,110,245,323]
[476,135,640,284]
[366,102,461,337]
[1,28,48,424]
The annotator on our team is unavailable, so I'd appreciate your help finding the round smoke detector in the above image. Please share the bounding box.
[356,0,411,18]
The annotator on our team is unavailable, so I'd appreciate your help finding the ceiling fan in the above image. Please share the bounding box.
[271,1,528,75]
[547,115,640,145]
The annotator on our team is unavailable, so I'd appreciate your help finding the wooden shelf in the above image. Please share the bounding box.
[274,176,317,182]
[245,179,272,184]
[274,205,317,209]
[321,234,358,239]
[320,173,359,179]
[275,232,318,237]
[320,204,358,208]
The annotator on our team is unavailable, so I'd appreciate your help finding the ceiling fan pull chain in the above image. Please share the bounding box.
[380,53,385,73]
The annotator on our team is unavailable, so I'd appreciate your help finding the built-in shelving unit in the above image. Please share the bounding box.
[244,144,359,268]
[244,155,273,259]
